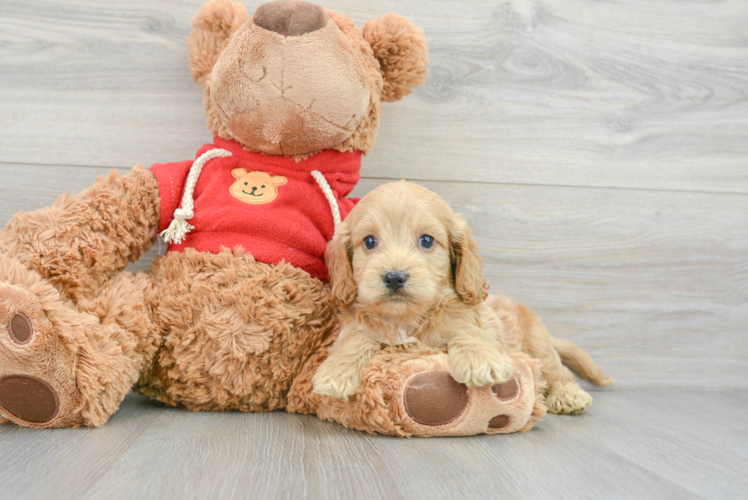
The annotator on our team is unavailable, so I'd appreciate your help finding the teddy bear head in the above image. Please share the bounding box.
[187,0,428,156]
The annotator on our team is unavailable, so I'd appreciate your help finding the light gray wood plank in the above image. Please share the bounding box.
[0,163,746,390]
[1,391,746,500]
[1,0,747,193]
[0,394,163,500]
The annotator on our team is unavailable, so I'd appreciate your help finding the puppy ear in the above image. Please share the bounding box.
[271,175,288,186]
[326,221,357,306]
[450,218,489,305]
[363,13,428,102]
[187,0,249,88]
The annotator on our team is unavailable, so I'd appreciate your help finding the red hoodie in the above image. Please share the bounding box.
[151,137,360,280]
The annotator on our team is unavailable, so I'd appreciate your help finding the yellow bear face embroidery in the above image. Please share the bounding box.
[230,168,288,204]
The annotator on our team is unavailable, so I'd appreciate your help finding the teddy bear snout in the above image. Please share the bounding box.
[254,0,328,37]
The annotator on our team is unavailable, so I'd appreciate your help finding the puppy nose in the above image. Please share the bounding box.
[254,0,328,37]
[383,271,408,292]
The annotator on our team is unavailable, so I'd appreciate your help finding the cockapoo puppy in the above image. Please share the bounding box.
[312,181,612,414]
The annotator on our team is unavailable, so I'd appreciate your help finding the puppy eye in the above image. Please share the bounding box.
[244,182,248,185]
[418,234,435,250]
[363,235,378,251]
[261,185,266,188]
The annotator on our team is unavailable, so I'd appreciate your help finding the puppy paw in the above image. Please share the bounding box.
[312,361,363,402]
[546,382,593,415]
[448,348,515,387]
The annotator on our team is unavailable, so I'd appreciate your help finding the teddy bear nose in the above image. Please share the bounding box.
[254,0,328,37]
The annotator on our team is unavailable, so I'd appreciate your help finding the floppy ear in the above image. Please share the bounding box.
[325,220,357,306]
[271,175,288,186]
[450,217,489,305]
[232,167,248,179]
[187,0,249,88]
[363,13,428,102]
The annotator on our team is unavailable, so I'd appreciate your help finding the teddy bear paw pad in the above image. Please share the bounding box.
[403,371,469,426]
[488,414,510,429]
[492,378,519,400]
[0,375,59,424]
[8,313,33,344]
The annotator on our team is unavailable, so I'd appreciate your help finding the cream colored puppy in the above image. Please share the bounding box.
[312,181,613,414]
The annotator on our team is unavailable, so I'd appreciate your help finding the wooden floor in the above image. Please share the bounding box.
[1,0,747,498]
[1,390,746,500]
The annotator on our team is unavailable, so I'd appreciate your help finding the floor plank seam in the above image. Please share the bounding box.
[2,161,748,197]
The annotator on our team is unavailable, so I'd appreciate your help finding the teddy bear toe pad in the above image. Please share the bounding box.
[8,313,33,344]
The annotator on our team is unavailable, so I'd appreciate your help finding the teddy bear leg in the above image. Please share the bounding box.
[0,257,160,428]
[0,165,161,303]
[289,345,547,437]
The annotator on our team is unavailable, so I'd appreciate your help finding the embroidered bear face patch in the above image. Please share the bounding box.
[230,168,287,204]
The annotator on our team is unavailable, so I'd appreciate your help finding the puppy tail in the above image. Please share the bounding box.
[552,337,614,387]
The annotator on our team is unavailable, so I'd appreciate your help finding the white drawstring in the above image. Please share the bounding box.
[160,148,233,244]
[311,170,341,232]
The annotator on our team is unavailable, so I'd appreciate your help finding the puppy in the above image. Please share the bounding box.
[312,181,613,414]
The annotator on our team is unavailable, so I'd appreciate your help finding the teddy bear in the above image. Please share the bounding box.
[0,0,546,436]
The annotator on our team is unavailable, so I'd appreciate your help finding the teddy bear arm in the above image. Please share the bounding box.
[0,165,161,303]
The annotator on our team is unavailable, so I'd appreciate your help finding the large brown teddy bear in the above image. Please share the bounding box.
[0,0,546,436]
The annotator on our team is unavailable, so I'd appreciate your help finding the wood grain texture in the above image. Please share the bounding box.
[0,391,746,500]
[1,164,745,390]
[1,0,747,192]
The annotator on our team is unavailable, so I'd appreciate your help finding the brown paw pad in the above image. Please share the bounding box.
[403,371,469,426]
[488,414,510,429]
[0,375,59,424]
[8,313,33,345]
[492,378,519,400]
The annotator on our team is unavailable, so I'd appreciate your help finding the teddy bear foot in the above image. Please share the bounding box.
[397,352,545,436]
[312,350,546,437]
[403,372,519,431]
[0,275,83,428]
[0,256,157,428]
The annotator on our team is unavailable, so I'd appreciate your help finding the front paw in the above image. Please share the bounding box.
[449,348,515,387]
[312,361,363,401]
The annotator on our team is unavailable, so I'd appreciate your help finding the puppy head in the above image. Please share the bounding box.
[326,181,488,322]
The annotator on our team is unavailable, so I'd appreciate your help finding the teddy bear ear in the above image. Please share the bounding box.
[363,13,428,102]
[187,0,250,88]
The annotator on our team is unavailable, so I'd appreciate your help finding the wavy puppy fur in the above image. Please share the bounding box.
[315,181,612,415]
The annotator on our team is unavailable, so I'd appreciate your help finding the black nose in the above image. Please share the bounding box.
[383,271,408,292]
